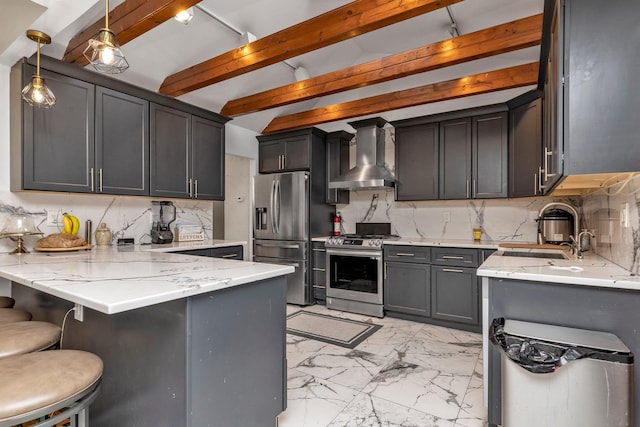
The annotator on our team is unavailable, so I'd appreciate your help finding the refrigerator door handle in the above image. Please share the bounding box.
[270,179,277,233]
[275,179,281,234]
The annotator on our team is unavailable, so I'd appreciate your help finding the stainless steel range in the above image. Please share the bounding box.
[325,223,398,317]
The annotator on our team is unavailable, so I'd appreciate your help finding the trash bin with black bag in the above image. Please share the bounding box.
[489,317,633,427]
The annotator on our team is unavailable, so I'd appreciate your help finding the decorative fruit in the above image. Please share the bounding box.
[62,212,80,235]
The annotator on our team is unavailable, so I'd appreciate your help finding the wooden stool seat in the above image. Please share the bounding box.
[0,308,31,324]
[0,321,61,359]
[0,350,103,427]
[0,297,14,308]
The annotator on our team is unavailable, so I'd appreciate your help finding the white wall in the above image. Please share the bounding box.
[1,64,11,191]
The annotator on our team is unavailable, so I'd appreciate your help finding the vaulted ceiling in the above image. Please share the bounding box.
[0,0,544,134]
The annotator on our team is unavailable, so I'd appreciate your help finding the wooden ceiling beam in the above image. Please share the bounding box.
[262,62,539,134]
[159,0,463,97]
[63,0,202,66]
[222,14,543,117]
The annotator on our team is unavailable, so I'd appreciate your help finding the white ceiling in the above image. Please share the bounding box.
[0,0,544,134]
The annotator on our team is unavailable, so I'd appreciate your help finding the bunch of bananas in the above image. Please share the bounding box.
[61,212,80,235]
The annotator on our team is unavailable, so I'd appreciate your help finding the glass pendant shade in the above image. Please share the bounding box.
[22,75,56,108]
[83,29,129,74]
[21,29,55,108]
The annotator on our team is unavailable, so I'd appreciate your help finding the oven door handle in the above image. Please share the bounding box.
[326,249,382,259]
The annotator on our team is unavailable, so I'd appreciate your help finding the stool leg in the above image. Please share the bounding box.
[77,408,88,427]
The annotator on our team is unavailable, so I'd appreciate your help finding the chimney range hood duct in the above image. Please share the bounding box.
[329,117,395,190]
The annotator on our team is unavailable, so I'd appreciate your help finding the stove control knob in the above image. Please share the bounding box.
[371,239,382,247]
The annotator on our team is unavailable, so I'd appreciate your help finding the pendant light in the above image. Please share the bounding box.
[21,30,56,108]
[83,0,129,74]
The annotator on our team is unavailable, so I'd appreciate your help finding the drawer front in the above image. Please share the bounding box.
[384,245,431,263]
[210,245,244,260]
[431,247,479,267]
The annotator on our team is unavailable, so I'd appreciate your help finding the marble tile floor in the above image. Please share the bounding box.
[278,304,487,427]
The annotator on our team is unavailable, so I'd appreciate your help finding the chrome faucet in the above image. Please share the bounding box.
[576,230,595,259]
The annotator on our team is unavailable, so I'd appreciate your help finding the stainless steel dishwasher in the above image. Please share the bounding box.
[490,318,634,427]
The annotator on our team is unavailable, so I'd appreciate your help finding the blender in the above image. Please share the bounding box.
[151,201,176,244]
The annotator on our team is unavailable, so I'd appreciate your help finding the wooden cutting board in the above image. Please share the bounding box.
[498,243,564,250]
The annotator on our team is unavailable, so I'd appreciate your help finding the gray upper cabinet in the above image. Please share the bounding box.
[439,118,472,199]
[95,87,149,196]
[508,92,542,198]
[325,131,352,205]
[472,112,508,198]
[150,105,224,200]
[192,116,224,200]
[258,133,310,173]
[150,104,191,199]
[11,55,229,198]
[20,66,95,193]
[538,0,640,193]
[395,123,439,200]
[540,0,563,192]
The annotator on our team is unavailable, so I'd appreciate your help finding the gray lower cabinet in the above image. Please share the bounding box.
[95,87,149,195]
[311,241,326,303]
[383,246,431,317]
[384,261,431,317]
[20,66,95,193]
[395,123,439,200]
[431,265,478,325]
[175,245,243,259]
[150,104,224,200]
[384,245,482,332]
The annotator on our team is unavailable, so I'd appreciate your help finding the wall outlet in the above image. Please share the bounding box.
[443,211,451,222]
[46,210,59,226]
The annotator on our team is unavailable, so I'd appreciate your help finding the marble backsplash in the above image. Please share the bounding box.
[0,190,213,253]
[337,191,575,243]
[582,174,640,274]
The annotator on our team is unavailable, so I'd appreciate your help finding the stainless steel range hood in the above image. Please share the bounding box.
[329,117,395,190]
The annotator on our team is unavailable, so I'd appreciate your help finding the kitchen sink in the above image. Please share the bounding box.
[499,251,569,260]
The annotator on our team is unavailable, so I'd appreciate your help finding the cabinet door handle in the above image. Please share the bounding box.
[395,252,415,257]
[473,179,477,197]
[312,248,326,253]
[282,155,286,169]
[442,255,464,260]
[188,178,193,198]
[534,173,538,195]
[442,268,464,273]
[221,254,238,258]
[544,147,556,181]
[466,179,470,198]
[90,168,94,192]
[312,267,326,272]
[98,168,103,193]
[194,179,198,198]
[538,166,547,189]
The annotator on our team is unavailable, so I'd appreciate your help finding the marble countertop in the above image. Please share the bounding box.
[478,248,640,290]
[141,239,247,253]
[0,245,292,314]
[312,235,501,249]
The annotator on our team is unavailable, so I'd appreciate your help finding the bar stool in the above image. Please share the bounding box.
[0,350,103,427]
[0,308,31,324]
[0,296,14,308]
[0,321,61,359]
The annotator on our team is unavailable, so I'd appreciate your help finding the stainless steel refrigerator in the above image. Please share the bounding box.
[253,171,332,305]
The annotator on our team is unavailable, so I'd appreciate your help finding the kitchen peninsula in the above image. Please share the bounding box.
[478,251,640,426]
[0,245,293,427]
